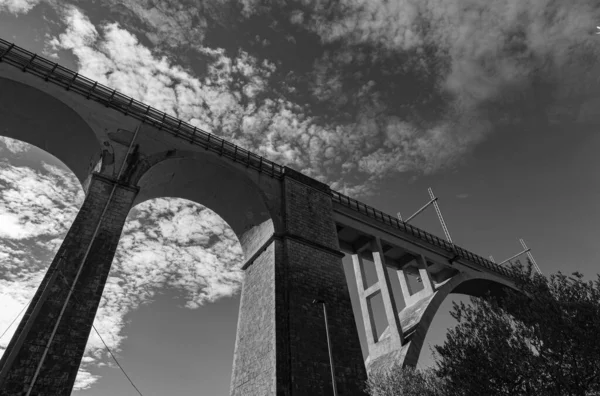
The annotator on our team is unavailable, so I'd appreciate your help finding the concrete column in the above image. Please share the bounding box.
[372,238,403,343]
[397,266,413,305]
[352,253,379,347]
[0,173,137,396]
[353,239,404,374]
[230,169,367,396]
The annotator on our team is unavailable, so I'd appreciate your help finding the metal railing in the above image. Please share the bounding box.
[331,191,518,279]
[0,39,284,178]
[0,38,516,280]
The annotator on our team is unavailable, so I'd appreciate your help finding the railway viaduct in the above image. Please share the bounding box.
[0,39,521,395]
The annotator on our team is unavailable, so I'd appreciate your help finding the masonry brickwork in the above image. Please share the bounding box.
[0,174,137,396]
[230,172,367,396]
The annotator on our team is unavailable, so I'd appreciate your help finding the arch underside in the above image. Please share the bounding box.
[0,77,102,185]
[133,154,276,259]
[367,272,518,372]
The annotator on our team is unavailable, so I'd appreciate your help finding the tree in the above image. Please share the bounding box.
[365,364,445,396]
[433,262,600,396]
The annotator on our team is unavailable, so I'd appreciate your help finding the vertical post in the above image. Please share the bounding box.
[352,253,379,346]
[352,238,405,375]
[313,300,338,396]
[397,265,413,304]
[372,238,403,339]
[520,239,542,275]
[428,188,453,243]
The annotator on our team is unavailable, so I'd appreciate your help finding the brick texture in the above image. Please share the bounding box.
[0,173,137,396]
[230,174,367,396]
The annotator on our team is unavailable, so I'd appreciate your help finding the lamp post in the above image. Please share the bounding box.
[313,299,338,396]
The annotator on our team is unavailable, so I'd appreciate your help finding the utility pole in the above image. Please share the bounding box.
[313,299,338,396]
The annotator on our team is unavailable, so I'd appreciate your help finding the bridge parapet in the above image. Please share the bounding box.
[0,38,284,178]
[331,190,517,280]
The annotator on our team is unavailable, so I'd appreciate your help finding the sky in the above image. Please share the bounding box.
[0,0,599,394]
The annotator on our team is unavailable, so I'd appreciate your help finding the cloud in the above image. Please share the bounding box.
[0,139,244,390]
[456,193,469,199]
[45,4,476,197]
[0,161,83,240]
[34,0,600,201]
[104,0,212,49]
[0,0,41,14]
[286,0,600,189]
[0,137,30,154]
[305,0,600,113]
[72,369,101,391]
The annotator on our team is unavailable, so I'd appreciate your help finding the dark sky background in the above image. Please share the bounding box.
[1,0,600,394]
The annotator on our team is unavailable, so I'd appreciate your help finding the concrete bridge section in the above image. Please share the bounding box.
[0,39,520,395]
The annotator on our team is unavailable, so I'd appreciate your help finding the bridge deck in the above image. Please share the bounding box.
[331,191,517,280]
[0,38,516,281]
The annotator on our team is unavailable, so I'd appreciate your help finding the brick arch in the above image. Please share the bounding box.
[398,272,520,368]
[0,77,103,185]
[130,150,279,260]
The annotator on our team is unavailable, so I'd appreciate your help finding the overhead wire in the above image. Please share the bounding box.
[0,299,31,340]
[67,282,147,396]
[0,274,146,396]
[92,324,145,396]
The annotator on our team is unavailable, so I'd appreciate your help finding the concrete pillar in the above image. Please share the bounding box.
[353,238,404,347]
[230,169,367,396]
[0,173,137,396]
[353,238,404,373]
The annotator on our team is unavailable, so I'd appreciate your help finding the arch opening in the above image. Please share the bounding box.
[0,77,103,185]
[133,154,276,259]
[0,139,86,380]
[74,152,279,392]
[79,196,245,393]
[409,273,520,369]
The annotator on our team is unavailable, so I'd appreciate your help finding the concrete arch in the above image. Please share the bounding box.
[399,272,520,368]
[131,150,278,259]
[0,77,103,185]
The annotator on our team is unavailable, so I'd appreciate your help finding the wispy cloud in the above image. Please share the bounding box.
[6,0,600,197]
[0,137,30,154]
[0,0,41,14]
[41,4,489,197]
[99,0,211,49]
[0,138,244,390]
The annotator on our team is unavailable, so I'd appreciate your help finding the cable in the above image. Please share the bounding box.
[0,299,31,340]
[26,123,142,395]
[1,281,147,395]
[67,286,146,396]
[92,324,145,396]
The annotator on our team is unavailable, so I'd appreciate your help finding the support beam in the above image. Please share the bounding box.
[520,239,542,275]
[352,237,404,370]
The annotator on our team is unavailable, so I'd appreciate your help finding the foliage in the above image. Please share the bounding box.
[365,364,445,396]
[433,261,600,396]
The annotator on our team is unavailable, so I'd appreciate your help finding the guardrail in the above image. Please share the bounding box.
[0,38,517,280]
[0,39,284,178]
[331,191,517,279]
